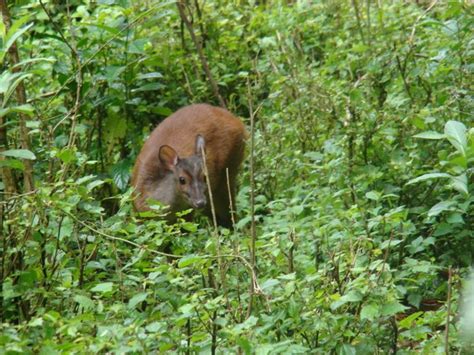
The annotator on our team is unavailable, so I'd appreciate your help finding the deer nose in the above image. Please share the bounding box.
[194,199,206,209]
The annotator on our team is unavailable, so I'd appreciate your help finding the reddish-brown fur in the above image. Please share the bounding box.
[131,104,246,226]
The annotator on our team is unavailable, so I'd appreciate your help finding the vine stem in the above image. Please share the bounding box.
[444,267,452,355]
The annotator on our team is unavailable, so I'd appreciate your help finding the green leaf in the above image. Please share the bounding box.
[110,159,132,191]
[28,317,44,327]
[0,104,34,117]
[178,255,202,268]
[128,292,148,309]
[178,303,195,316]
[360,303,380,320]
[1,20,33,64]
[74,295,95,311]
[90,282,113,293]
[237,337,252,354]
[450,174,468,195]
[137,72,163,80]
[3,73,32,106]
[152,106,173,116]
[365,190,381,201]
[0,20,5,39]
[381,301,407,316]
[399,311,423,329]
[0,158,24,170]
[79,22,121,35]
[413,131,445,139]
[0,149,36,160]
[261,278,280,291]
[446,212,464,224]
[146,322,165,333]
[331,290,363,310]
[428,200,456,217]
[4,16,31,45]
[56,148,76,163]
[76,174,96,185]
[87,179,105,192]
[104,65,126,82]
[132,82,163,92]
[181,222,197,232]
[340,344,356,355]
[233,315,258,333]
[406,172,451,185]
[445,120,467,155]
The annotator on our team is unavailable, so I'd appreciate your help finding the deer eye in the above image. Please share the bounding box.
[179,176,186,185]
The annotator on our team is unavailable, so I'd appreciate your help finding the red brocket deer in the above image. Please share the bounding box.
[131,104,246,227]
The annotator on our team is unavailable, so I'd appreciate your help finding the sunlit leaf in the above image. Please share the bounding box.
[0,149,36,160]
[406,172,451,185]
[128,292,148,309]
[413,131,445,139]
[445,120,467,155]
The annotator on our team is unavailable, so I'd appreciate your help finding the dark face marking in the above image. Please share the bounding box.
[174,155,208,209]
[157,135,208,210]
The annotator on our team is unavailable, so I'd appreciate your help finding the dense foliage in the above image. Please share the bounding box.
[1,0,473,353]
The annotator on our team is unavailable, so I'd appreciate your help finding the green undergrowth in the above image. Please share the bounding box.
[1,0,473,353]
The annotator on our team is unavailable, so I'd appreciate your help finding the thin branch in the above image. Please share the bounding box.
[38,0,78,56]
[245,79,264,318]
[177,1,226,107]
[225,168,236,228]
[59,207,182,258]
[200,142,229,304]
[351,0,366,44]
[444,267,452,355]
[408,0,439,45]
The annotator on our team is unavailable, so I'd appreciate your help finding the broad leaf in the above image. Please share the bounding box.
[0,149,36,160]
[128,292,148,309]
[450,174,468,195]
[74,295,95,311]
[413,131,445,140]
[428,200,456,217]
[90,282,113,293]
[1,22,33,64]
[445,120,467,155]
[110,159,132,191]
[406,172,451,185]
[0,158,24,170]
[178,255,203,268]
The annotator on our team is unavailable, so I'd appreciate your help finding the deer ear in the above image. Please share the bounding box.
[195,134,205,156]
[159,145,179,171]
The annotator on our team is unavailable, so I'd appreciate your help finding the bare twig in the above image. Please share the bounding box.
[288,230,295,273]
[245,79,264,318]
[225,168,236,228]
[408,0,439,45]
[59,207,182,259]
[366,0,371,45]
[445,266,452,355]
[376,227,394,284]
[177,1,226,108]
[64,0,83,150]
[38,0,78,56]
[351,0,366,44]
